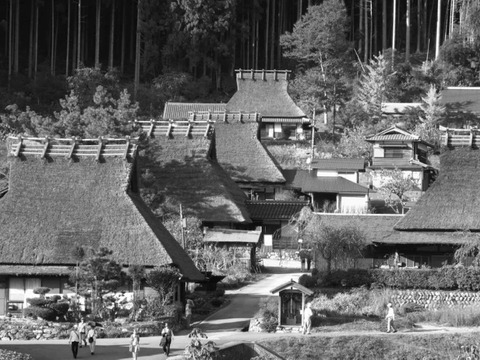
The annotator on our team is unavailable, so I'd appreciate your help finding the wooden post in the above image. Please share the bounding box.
[14,136,23,157]
[67,138,77,159]
[278,294,282,327]
[123,136,130,160]
[470,129,474,148]
[41,137,50,158]
[444,129,449,147]
[147,120,155,138]
[95,137,103,161]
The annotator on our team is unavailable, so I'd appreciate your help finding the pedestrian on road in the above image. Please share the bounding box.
[160,322,174,356]
[87,325,98,355]
[129,328,140,360]
[185,299,194,327]
[302,302,313,335]
[78,317,87,347]
[385,303,397,333]
[68,324,80,359]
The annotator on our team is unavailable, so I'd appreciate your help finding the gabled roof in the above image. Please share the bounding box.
[366,126,420,142]
[270,279,314,295]
[315,214,470,245]
[163,102,226,120]
[227,70,306,119]
[203,228,261,244]
[0,137,204,281]
[311,158,365,171]
[139,137,251,224]
[292,170,368,194]
[440,87,480,113]
[246,200,309,221]
[394,148,480,231]
[215,122,285,184]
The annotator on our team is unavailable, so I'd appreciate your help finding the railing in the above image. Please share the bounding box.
[135,120,213,138]
[188,111,261,123]
[9,136,137,160]
[440,127,480,148]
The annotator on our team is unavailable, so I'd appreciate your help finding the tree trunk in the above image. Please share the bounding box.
[134,0,141,100]
[95,0,101,69]
[406,0,411,62]
[77,0,81,68]
[382,0,387,52]
[14,0,19,75]
[50,0,55,75]
[416,0,422,52]
[359,0,363,58]
[28,1,34,79]
[270,0,276,69]
[121,0,125,73]
[66,0,71,76]
[8,0,12,90]
[265,0,269,69]
[109,0,115,70]
[435,0,442,60]
[392,0,396,69]
[34,2,38,82]
[364,0,368,62]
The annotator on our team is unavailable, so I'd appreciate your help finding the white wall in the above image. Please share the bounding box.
[339,195,368,214]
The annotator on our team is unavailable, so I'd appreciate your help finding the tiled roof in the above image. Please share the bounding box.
[203,228,261,244]
[246,200,309,220]
[163,102,226,120]
[261,117,310,123]
[440,87,480,113]
[227,70,306,118]
[315,214,471,245]
[215,122,285,184]
[311,158,365,171]
[293,171,369,194]
[366,126,419,142]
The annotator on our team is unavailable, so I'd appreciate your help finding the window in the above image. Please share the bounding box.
[384,148,404,158]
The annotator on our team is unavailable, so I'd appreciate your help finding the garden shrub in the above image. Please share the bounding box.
[24,306,56,321]
[298,274,316,288]
[255,297,278,332]
[0,349,34,360]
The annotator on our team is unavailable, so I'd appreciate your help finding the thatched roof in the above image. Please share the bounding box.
[316,214,471,245]
[139,137,251,224]
[215,122,285,184]
[227,70,306,119]
[394,148,480,231]
[440,87,480,113]
[163,102,226,120]
[381,103,422,115]
[0,138,204,281]
[203,228,261,244]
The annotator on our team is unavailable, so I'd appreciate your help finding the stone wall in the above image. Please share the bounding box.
[391,290,480,310]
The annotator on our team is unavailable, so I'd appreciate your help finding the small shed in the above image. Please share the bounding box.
[270,279,313,327]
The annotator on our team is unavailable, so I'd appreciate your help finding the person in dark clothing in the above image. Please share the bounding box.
[68,324,80,358]
[160,323,174,356]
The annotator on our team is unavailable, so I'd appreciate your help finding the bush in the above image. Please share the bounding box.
[298,274,316,288]
[0,349,34,360]
[27,298,49,307]
[210,298,223,307]
[255,297,278,333]
[49,302,70,318]
[24,306,56,321]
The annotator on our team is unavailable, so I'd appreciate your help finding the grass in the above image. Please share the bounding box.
[259,333,480,360]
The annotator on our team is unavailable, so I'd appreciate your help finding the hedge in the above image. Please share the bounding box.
[312,266,480,291]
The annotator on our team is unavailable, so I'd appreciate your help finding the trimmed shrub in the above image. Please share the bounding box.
[298,274,316,288]
[49,302,70,318]
[24,306,56,321]
[27,298,49,307]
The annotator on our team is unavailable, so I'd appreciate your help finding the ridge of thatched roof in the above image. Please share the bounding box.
[0,144,203,281]
[163,102,226,120]
[214,122,285,184]
[394,148,480,231]
[315,214,470,245]
[227,70,306,118]
[140,137,251,224]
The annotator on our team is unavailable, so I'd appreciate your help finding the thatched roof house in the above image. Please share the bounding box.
[139,136,251,224]
[0,137,203,282]
[214,122,285,185]
[227,70,306,121]
[394,148,480,231]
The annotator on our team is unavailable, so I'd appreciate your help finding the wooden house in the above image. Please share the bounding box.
[0,137,204,315]
[289,159,369,213]
[227,69,310,140]
[366,126,435,191]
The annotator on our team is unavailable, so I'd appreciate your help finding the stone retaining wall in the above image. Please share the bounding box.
[391,290,480,310]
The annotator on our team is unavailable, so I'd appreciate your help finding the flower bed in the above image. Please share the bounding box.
[0,349,34,360]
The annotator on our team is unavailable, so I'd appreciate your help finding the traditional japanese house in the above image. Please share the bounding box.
[366,126,435,191]
[0,137,204,315]
[163,102,226,120]
[227,69,310,139]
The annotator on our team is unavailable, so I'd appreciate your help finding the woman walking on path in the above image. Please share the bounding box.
[68,325,80,359]
[78,318,87,347]
[385,303,397,333]
[129,328,140,360]
[87,325,98,355]
[160,323,174,356]
[302,303,313,335]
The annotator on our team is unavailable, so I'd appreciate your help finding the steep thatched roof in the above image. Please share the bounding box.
[394,148,480,231]
[440,87,480,113]
[316,214,470,245]
[139,137,251,224]
[227,70,306,119]
[203,228,261,244]
[0,138,204,281]
[214,122,285,184]
[163,102,226,120]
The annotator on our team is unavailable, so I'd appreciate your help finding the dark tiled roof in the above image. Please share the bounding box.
[0,142,204,281]
[440,87,480,113]
[215,122,285,184]
[394,148,480,231]
[366,134,418,142]
[139,137,251,224]
[203,229,261,244]
[311,158,365,171]
[293,171,369,194]
[227,70,306,118]
[246,200,309,220]
[316,214,471,245]
[163,102,226,120]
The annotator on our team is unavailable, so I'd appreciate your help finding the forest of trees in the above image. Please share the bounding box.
[0,0,479,118]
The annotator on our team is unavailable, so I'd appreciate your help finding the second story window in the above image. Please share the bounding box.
[384,148,404,158]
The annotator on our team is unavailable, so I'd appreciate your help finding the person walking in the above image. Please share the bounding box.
[129,328,140,360]
[185,299,194,328]
[302,302,313,335]
[68,324,80,359]
[78,317,87,347]
[385,303,397,333]
[160,323,174,356]
[87,325,98,355]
